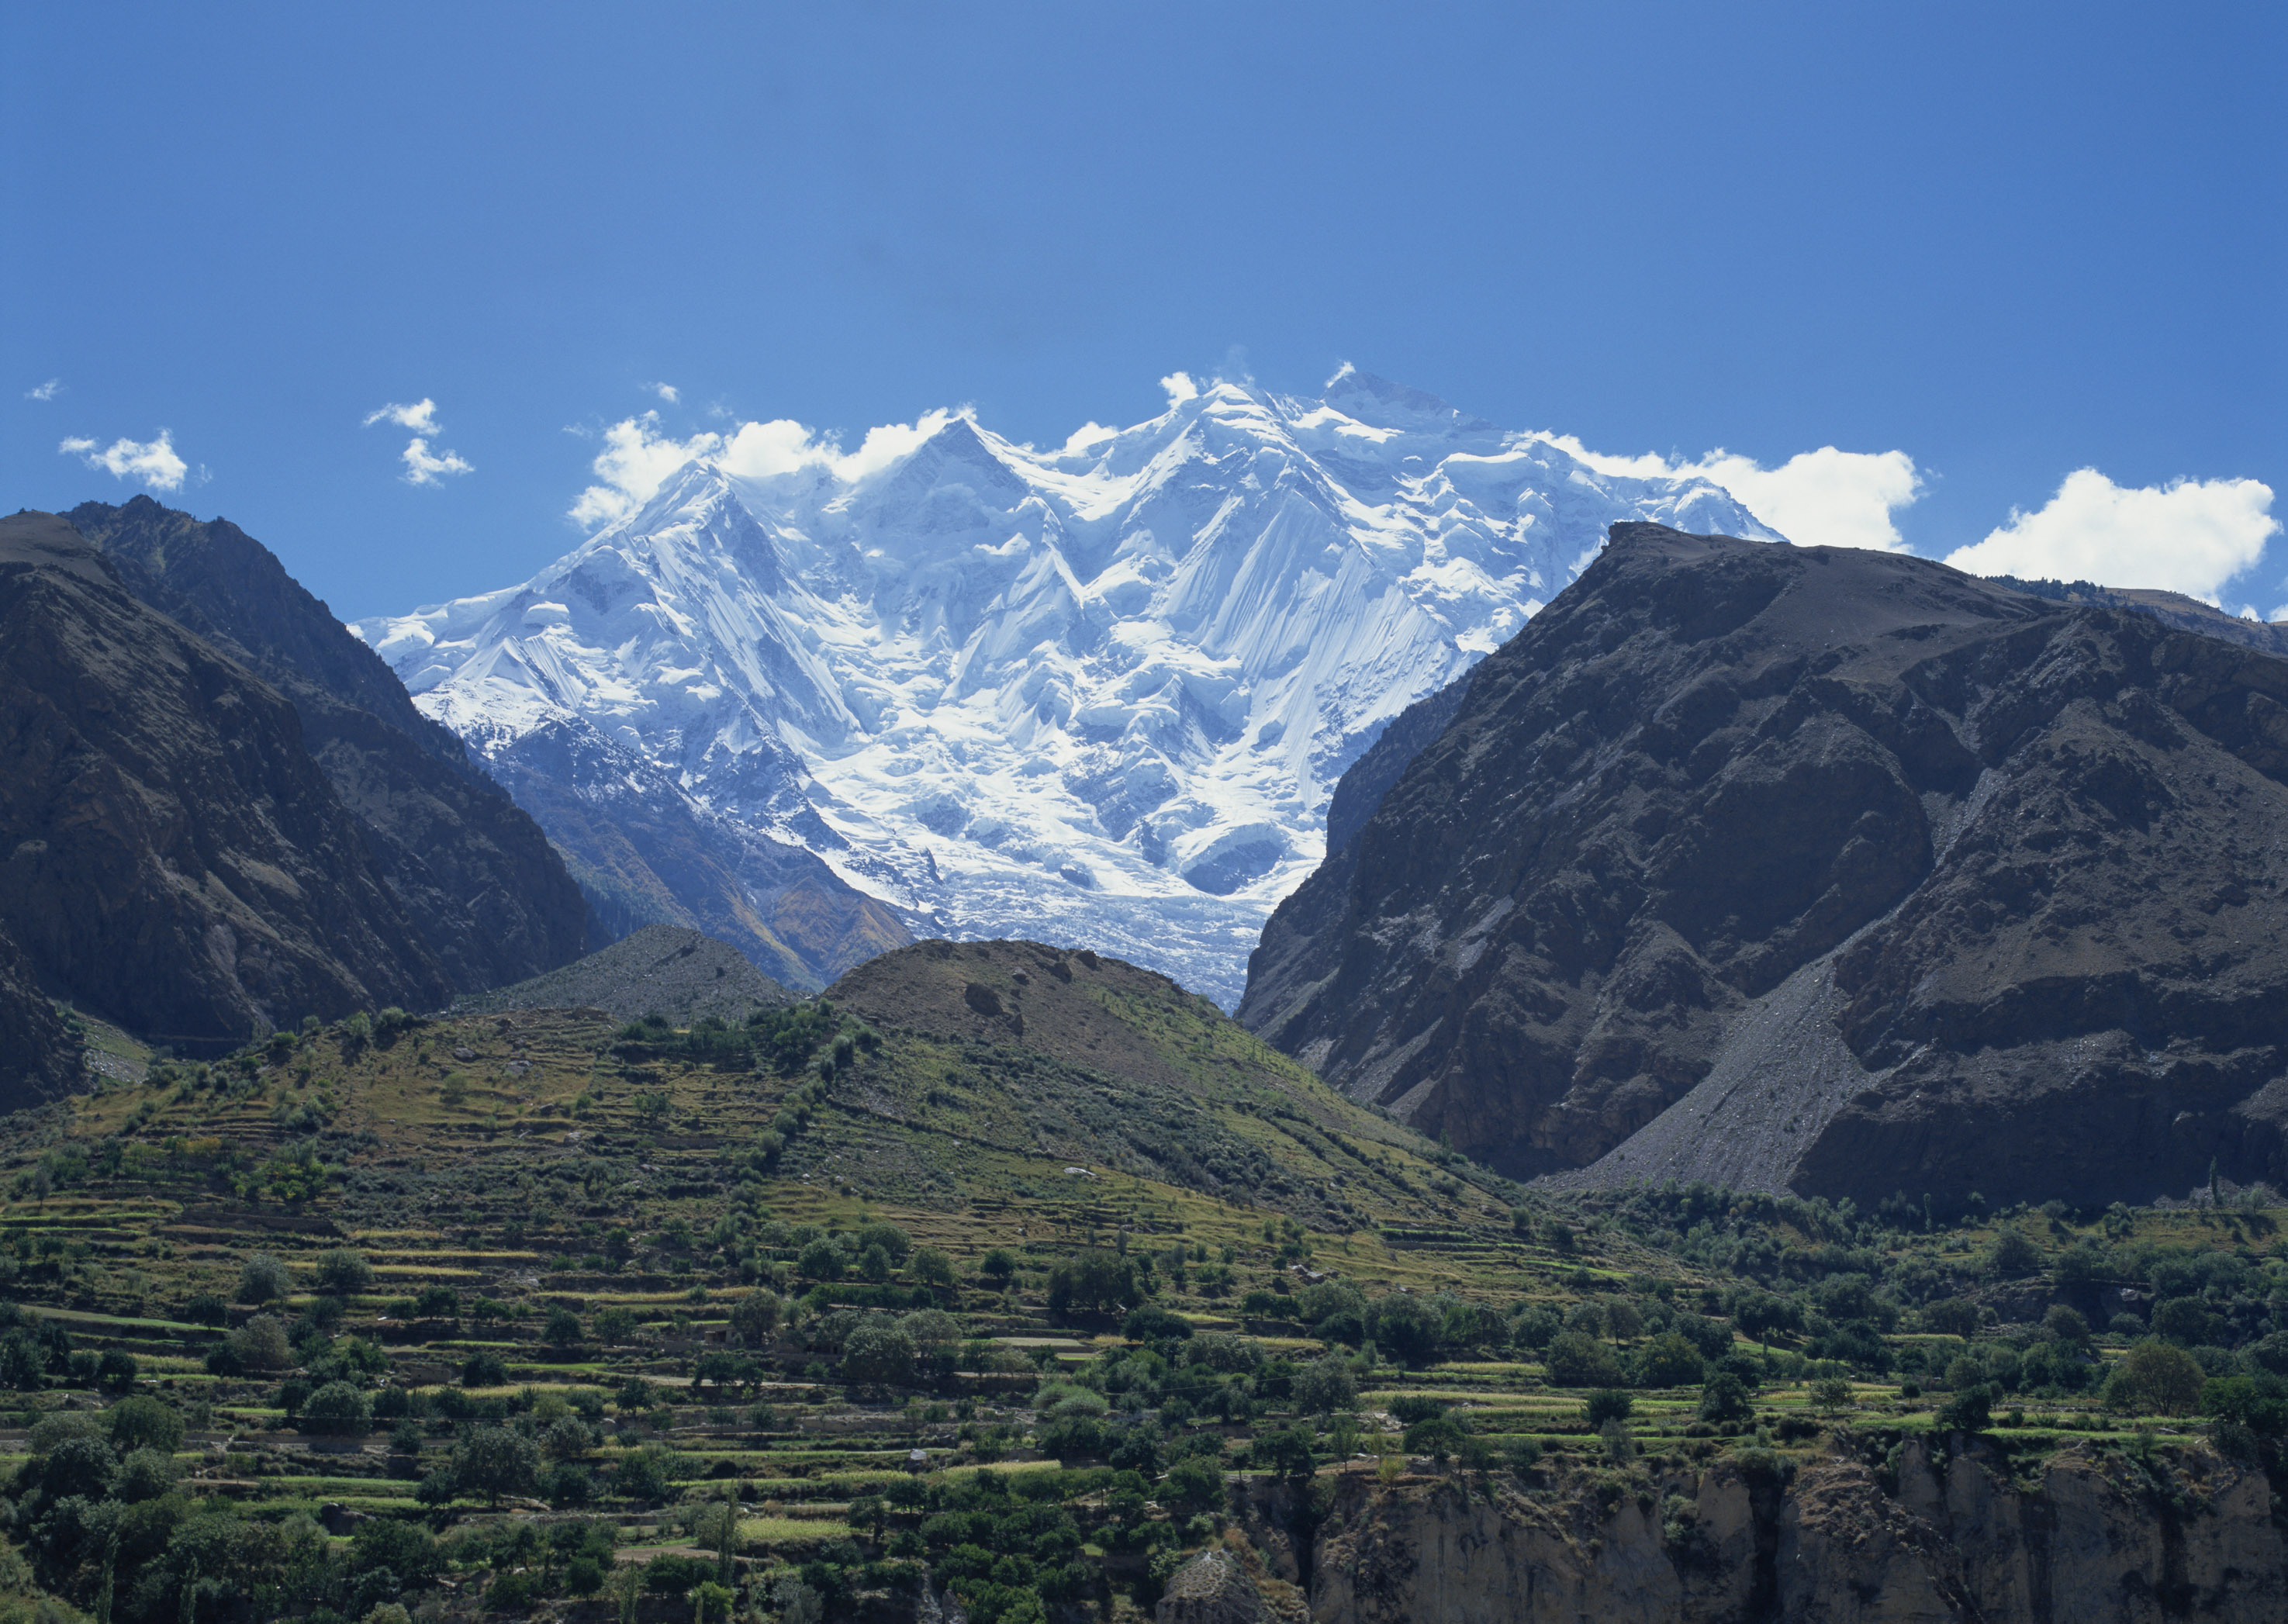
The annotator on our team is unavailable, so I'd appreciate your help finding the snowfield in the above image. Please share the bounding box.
[357,371,1779,1006]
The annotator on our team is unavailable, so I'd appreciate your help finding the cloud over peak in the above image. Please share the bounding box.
[59,430,188,492]
[1944,469,2279,603]
[1536,434,1923,553]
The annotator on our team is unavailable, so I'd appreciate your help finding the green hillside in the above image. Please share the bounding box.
[0,942,2281,1622]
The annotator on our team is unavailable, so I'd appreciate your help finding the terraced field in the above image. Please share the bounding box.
[0,942,2281,1622]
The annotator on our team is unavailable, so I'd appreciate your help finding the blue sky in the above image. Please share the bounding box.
[4,2,2282,619]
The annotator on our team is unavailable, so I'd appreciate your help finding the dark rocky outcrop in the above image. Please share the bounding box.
[451,922,793,1025]
[0,512,451,1048]
[1241,523,2288,1208]
[65,497,589,994]
[0,920,78,1108]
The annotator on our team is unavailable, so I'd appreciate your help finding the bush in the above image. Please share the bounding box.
[543,1307,583,1347]
[1986,1228,2042,1277]
[1937,1382,1995,1432]
[462,1350,509,1388]
[1046,1251,1145,1321]
[182,1292,230,1327]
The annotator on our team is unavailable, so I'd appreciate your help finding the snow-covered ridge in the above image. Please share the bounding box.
[358,372,1781,1006]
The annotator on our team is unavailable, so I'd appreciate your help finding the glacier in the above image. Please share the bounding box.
[356,371,1782,1007]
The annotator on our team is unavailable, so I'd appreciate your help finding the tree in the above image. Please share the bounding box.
[2107,1340,2205,1416]
[1294,1356,1357,1415]
[96,1349,137,1392]
[910,1247,956,1288]
[106,1394,185,1454]
[1252,1424,1317,1481]
[1543,1331,1624,1387]
[238,1253,293,1304]
[230,1315,293,1372]
[1369,1294,1441,1367]
[797,1238,845,1282]
[453,1425,538,1506]
[1401,1415,1466,1465]
[1698,1370,1754,1425]
[1986,1228,2042,1277]
[543,1308,584,1349]
[1583,1390,1633,1427]
[297,1382,369,1438]
[314,1249,375,1295]
[1045,1252,1142,1322]
[613,1443,676,1505]
[841,1322,916,1391]
[1163,1456,1225,1515]
[1630,1332,1706,1388]
[980,1249,1017,1284]
[728,1291,782,1347]
[461,1351,508,1388]
[1123,1305,1192,1343]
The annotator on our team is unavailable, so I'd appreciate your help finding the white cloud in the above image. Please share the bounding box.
[648,382,680,404]
[58,430,188,492]
[1943,469,2279,602]
[24,378,61,402]
[363,398,442,435]
[400,438,474,485]
[363,398,472,485]
[1160,371,1200,407]
[569,413,727,527]
[569,406,969,527]
[1536,434,1923,551]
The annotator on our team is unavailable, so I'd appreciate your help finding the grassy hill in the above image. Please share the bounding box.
[0,942,2282,1622]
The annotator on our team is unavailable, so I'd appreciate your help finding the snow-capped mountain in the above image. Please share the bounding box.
[357,371,1782,1006]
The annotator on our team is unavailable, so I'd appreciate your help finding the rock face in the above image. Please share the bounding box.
[0,919,78,1108]
[451,923,793,1025]
[66,497,589,995]
[1310,1441,2286,1623]
[0,512,450,1047]
[1242,523,2288,1208]
[1156,1551,1272,1623]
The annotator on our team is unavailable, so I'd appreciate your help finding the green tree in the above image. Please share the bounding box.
[910,1247,956,1288]
[543,1307,584,1349]
[841,1322,916,1391]
[1543,1331,1624,1387]
[1045,1251,1142,1322]
[2107,1340,2205,1415]
[106,1394,185,1454]
[1698,1370,1754,1425]
[313,1249,375,1295]
[728,1291,781,1346]
[453,1425,539,1507]
[1630,1331,1705,1388]
[237,1253,292,1304]
[299,1380,373,1436]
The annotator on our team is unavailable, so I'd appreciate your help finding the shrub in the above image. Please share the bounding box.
[182,1291,229,1327]
[1123,1305,1193,1343]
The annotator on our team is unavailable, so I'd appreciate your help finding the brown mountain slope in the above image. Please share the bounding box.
[65,496,589,993]
[1241,522,2288,1209]
[0,512,451,1047]
[452,921,793,1024]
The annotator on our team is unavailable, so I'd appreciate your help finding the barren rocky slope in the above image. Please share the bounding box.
[450,921,793,1024]
[0,511,451,1048]
[1242,523,2288,1208]
[65,496,589,994]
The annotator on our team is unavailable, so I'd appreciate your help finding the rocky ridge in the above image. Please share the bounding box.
[1242,523,2288,1208]
[0,511,451,1054]
[64,496,589,996]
